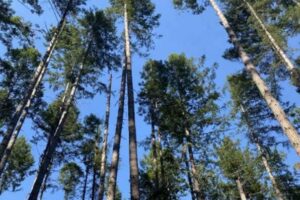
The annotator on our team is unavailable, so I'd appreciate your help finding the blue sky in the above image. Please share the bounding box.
[1,0,300,199]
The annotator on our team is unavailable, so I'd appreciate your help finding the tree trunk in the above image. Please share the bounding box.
[182,144,196,200]
[150,115,159,195]
[243,0,298,78]
[240,105,285,200]
[106,66,127,200]
[39,164,51,200]
[123,2,140,200]
[0,0,73,177]
[91,165,97,200]
[97,74,112,200]
[185,128,203,200]
[82,164,90,200]
[209,0,300,155]
[236,177,247,200]
[157,127,165,185]
[28,60,84,200]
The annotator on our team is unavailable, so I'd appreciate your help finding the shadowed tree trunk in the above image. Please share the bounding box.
[185,128,203,200]
[98,74,112,200]
[209,0,300,155]
[0,0,73,176]
[82,160,90,200]
[182,144,196,200]
[28,56,85,199]
[123,2,140,199]
[39,164,51,200]
[106,66,127,200]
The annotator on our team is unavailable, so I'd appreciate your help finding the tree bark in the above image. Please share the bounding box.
[185,128,203,200]
[209,0,300,155]
[91,165,97,200]
[0,0,73,177]
[123,2,140,200]
[236,177,247,200]
[28,59,84,200]
[243,0,297,77]
[82,164,90,200]
[97,74,112,200]
[39,164,51,200]
[182,144,196,200]
[240,105,285,200]
[106,66,127,200]
[150,115,159,195]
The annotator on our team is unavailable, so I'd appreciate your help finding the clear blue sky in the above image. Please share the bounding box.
[1,0,299,199]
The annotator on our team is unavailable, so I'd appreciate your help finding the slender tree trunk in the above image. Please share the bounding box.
[106,66,127,200]
[182,144,196,200]
[0,0,73,178]
[97,74,112,200]
[28,60,84,200]
[157,128,165,186]
[39,164,51,200]
[256,144,284,200]
[209,0,300,155]
[240,105,285,200]
[82,164,90,200]
[185,128,203,200]
[123,2,140,200]
[243,0,298,79]
[150,115,159,196]
[236,177,247,200]
[0,0,72,162]
[91,165,97,200]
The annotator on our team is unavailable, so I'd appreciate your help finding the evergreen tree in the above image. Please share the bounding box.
[217,138,265,200]
[107,1,160,199]
[0,136,34,194]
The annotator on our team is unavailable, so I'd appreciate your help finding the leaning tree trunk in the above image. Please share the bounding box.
[185,128,203,200]
[243,0,299,88]
[157,127,165,187]
[240,105,285,200]
[0,0,73,177]
[209,0,300,155]
[182,144,196,200]
[123,2,140,200]
[106,66,127,200]
[82,163,90,200]
[236,177,247,200]
[97,74,112,200]
[28,60,84,200]
[39,164,51,200]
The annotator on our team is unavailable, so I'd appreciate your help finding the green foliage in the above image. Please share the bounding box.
[49,9,120,98]
[172,0,205,14]
[59,162,83,200]
[109,0,160,52]
[217,137,265,199]
[0,136,34,193]
[140,148,186,199]
[0,47,43,126]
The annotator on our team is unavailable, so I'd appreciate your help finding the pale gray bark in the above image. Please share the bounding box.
[98,74,112,200]
[243,0,297,74]
[0,0,73,177]
[236,177,247,200]
[185,128,203,200]
[240,105,285,200]
[209,0,300,155]
[124,2,140,200]
[106,66,126,200]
